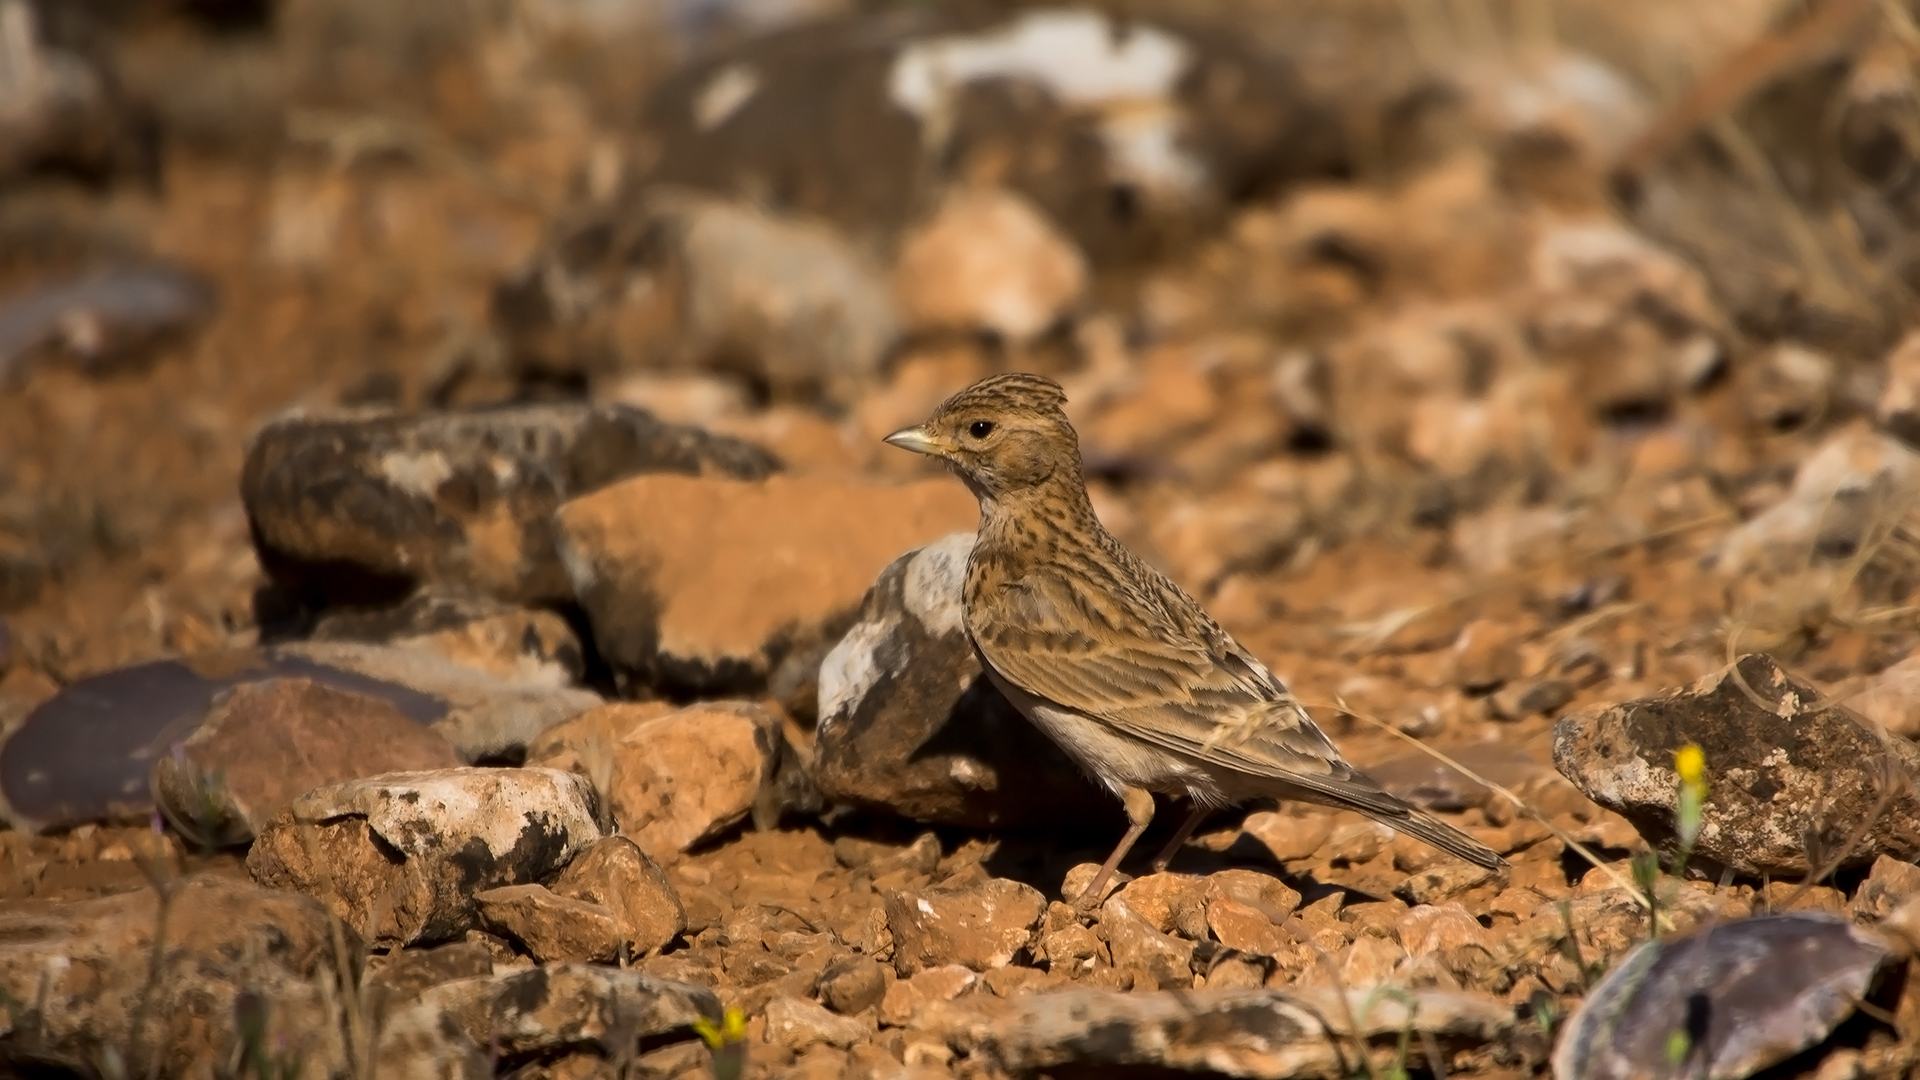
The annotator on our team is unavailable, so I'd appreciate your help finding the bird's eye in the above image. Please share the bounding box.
[969,420,995,439]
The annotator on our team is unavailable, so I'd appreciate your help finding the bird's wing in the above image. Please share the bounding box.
[970,561,1392,803]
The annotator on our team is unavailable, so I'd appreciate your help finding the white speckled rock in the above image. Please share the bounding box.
[813,532,1105,828]
[1553,654,1920,877]
[248,767,602,947]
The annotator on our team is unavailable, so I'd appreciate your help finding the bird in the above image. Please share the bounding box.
[885,372,1506,906]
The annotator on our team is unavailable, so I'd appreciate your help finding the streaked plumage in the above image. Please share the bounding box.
[885,372,1505,904]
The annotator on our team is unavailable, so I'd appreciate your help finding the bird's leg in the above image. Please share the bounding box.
[1148,803,1210,873]
[1077,786,1155,908]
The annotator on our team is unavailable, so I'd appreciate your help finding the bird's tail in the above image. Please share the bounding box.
[1368,804,1508,872]
[1270,764,1509,872]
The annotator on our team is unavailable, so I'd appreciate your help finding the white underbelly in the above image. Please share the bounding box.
[980,660,1219,802]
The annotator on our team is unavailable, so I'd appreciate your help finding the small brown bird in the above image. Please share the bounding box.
[886,373,1506,904]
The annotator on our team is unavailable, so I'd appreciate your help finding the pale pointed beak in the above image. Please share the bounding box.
[883,426,947,456]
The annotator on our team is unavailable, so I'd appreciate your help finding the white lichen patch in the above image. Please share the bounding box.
[289,767,600,863]
[890,9,1190,120]
[888,9,1206,199]
[694,63,760,131]
[903,531,974,638]
[817,613,902,731]
[377,449,455,500]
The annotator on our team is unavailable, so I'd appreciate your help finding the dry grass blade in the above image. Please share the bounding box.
[1611,0,1879,181]
[127,856,177,1080]
[1281,917,1381,1080]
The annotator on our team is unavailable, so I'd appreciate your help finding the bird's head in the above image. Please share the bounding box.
[884,372,1082,502]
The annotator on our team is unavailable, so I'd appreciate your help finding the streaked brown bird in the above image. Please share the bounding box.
[886,372,1506,905]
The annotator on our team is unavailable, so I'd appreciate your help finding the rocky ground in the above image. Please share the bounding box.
[5,0,1920,1077]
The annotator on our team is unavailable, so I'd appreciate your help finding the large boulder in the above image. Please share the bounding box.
[381,965,721,1069]
[923,985,1511,1077]
[813,532,1107,828]
[247,767,603,947]
[527,701,796,861]
[553,473,974,698]
[241,402,779,608]
[635,7,1343,267]
[150,676,464,847]
[495,191,899,404]
[1554,654,1920,876]
[0,876,355,1079]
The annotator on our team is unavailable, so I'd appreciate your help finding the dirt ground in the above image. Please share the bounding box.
[6,0,1920,1078]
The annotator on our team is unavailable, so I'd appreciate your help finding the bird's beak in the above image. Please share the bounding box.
[883,425,947,456]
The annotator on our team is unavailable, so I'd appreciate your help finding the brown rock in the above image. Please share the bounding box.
[1708,425,1920,576]
[613,702,781,859]
[1342,900,1408,939]
[881,964,978,1026]
[554,836,686,955]
[475,884,624,962]
[1451,618,1521,693]
[818,956,889,1016]
[1395,861,1502,906]
[1395,904,1490,958]
[1524,220,1727,418]
[0,649,478,834]
[1112,873,1207,938]
[529,701,783,861]
[364,940,495,1015]
[1204,869,1302,923]
[1206,898,1291,956]
[1338,935,1407,987]
[1240,811,1333,863]
[1489,678,1577,721]
[1554,654,1920,877]
[1363,741,1549,812]
[766,993,874,1052]
[0,875,354,1079]
[247,767,602,947]
[525,699,675,783]
[923,984,1512,1076]
[402,964,721,1062]
[1099,896,1195,990]
[894,187,1086,342]
[497,191,898,405]
[150,676,462,847]
[1061,862,1129,906]
[885,878,1045,976]
[1039,915,1109,977]
[1853,855,1920,922]
[554,473,974,697]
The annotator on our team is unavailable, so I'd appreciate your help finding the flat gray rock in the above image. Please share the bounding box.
[1555,914,1896,1080]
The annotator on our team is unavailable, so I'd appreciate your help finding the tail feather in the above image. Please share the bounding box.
[1275,767,1510,872]
[1368,804,1508,871]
